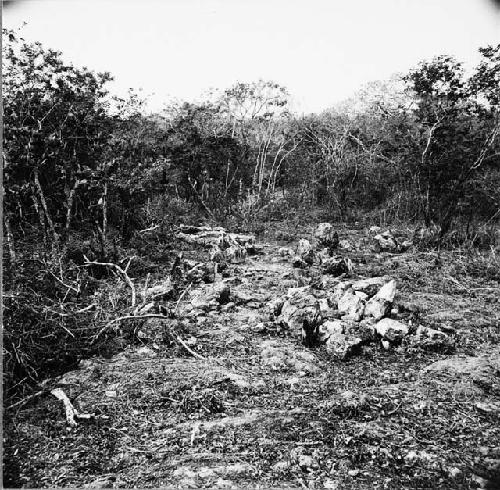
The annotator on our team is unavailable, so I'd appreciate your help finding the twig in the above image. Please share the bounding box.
[6,390,45,411]
[173,282,192,314]
[142,273,151,303]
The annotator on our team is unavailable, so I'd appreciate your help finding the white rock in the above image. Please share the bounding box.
[278,247,294,257]
[363,280,397,320]
[317,320,344,342]
[326,332,363,359]
[416,325,448,340]
[297,239,314,264]
[351,277,387,294]
[337,289,365,322]
[315,223,338,248]
[332,281,353,303]
[375,318,409,342]
[376,280,397,302]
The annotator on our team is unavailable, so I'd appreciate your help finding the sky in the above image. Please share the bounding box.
[3,0,500,114]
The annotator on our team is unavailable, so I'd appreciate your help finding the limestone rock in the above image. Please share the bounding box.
[278,247,294,257]
[337,289,365,322]
[364,280,396,320]
[280,288,321,331]
[146,279,174,300]
[292,255,308,268]
[297,239,314,265]
[331,281,353,304]
[375,318,409,342]
[321,256,350,276]
[326,331,363,360]
[317,319,344,342]
[372,230,398,252]
[351,277,387,296]
[315,222,339,249]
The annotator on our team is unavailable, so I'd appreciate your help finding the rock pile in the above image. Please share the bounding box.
[176,225,260,263]
[369,228,413,253]
[267,275,444,360]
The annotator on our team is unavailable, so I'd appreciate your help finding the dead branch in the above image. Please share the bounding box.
[82,259,136,307]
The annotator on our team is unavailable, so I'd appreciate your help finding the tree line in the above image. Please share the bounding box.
[3,29,500,265]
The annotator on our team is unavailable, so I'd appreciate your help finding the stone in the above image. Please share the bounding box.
[297,239,314,265]
[146,278,174,300]
[351,277,387,296]
[364,280,397,320]
[186,262,216,283]
[318,298,336,319]
[266,297,285,318]
[416,325,449,341]
[326,332,363,359]
[190,283,231,310]
[226,244,247,263]
[280,287,321,331]
[210,245,225,263]
[292,255,308,268]
[375,318,409,342]
[337,289,365,322]
[354,291,368,301]
[331,281,353,304]
[315,222,339,249]
[321,256,350,276]
[317,319,344,342]
[278,247,294,257]
[369,226,382,234]
[372,230,398,252]
[338,239,352,250]
[298,454,314,470]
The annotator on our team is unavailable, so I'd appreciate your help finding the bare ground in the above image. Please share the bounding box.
[4,226,500,489]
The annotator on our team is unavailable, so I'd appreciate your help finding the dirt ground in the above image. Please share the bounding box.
[4,226,500,489]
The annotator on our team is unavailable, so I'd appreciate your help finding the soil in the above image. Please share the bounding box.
[4,226,500,489]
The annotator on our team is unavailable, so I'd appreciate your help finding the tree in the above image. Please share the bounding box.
[3,28,113,251]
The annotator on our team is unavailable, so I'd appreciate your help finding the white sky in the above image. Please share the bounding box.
[3,0,500,114]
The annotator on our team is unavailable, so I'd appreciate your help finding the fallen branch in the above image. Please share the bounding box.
[51,388,94,426]
[173,282,192,314]
[82,258,136,307]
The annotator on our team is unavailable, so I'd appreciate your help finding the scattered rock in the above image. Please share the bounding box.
[331,281,353,304]
[279,287,321,331]
[351,277,387,296]
[326,331,363,360]
[337,289,365,322]
[292,255,308,268]
[372,230,398,252]
[338,239,353,250]
[364,280,396,320]
[321,256,350,276]
[317,319,344,342]
[278,247,294,257]
[297,239,314,265]
[375,318,409,342]
[315,222,339,249]
[146,279,174,300]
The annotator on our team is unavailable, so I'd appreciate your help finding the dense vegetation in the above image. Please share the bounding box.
[3,28,500,403]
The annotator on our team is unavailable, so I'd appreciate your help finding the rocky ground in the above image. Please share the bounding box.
[4,224,500,489]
